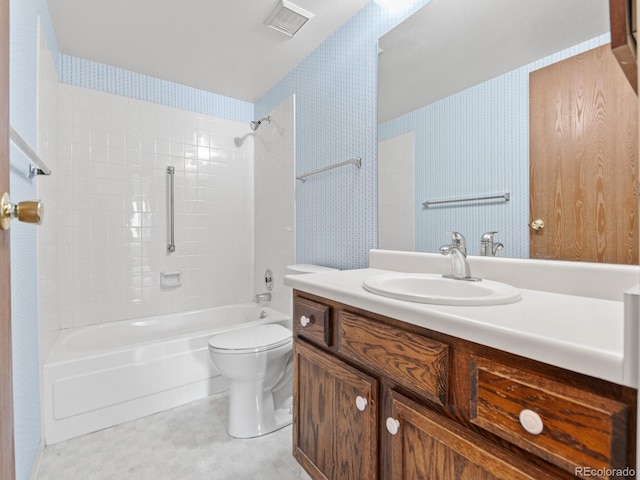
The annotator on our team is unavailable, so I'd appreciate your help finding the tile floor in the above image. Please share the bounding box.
[36,394,312,480]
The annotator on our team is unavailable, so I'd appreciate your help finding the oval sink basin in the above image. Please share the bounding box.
[362,273,521,306]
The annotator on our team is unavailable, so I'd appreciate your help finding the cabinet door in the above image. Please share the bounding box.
[293,340,378,480]
[386,390,557,480]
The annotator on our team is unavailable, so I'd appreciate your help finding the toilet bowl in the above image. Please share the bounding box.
[208,323,293,438]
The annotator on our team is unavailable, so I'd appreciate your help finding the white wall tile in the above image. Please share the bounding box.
[37,24,61,368]
[38,85,255,328]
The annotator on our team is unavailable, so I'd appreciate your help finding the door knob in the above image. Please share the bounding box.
[1,192,43,230]
[530,219,544,232]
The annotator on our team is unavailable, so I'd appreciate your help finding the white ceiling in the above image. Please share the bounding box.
[47,0,369,103]
[378,0,611,123]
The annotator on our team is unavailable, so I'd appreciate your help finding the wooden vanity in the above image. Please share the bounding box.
[291,290,637,480]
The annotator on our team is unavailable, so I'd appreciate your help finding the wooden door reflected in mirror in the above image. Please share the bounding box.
[529,45,638,264]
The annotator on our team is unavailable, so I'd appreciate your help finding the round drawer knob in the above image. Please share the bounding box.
[386,417,400,435]
[300,315,311,327]
[355,396,368,411]
[519,409,544,435]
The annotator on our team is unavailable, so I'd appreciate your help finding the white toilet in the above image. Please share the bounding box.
[208,323,293,438]
[286,264,338,275]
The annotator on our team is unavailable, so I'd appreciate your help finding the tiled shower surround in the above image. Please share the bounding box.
[39,85,255,333]
[253,97,295,317]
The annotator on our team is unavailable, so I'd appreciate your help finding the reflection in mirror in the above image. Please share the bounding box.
[377,0,637,263]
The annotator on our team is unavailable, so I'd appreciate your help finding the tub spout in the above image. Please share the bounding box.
[255,292,271,303]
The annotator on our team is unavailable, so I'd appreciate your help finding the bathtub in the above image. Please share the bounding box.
[43,303,291,444]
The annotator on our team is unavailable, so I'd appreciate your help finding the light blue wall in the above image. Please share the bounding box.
[255,1,429,269]
[379,34,610,257]
[9,1,59,479]
[59,55,253,123]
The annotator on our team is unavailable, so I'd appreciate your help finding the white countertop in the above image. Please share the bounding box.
[285,267,628,386]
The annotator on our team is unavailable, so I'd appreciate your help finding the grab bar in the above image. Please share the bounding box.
[423,193,510,208]
[166,166,175,253]
[10,126,52,178]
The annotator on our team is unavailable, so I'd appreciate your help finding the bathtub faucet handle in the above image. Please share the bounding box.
[255,292,271,303]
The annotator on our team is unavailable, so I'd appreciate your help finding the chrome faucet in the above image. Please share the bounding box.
[439,232,480,281]
[480,231,504,256]
[255,292,271,303]
[447,231,466,255]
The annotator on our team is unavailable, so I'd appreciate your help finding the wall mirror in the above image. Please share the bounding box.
[377,0,638,264]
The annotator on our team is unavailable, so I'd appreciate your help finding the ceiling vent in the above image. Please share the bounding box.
[264,0,314,37]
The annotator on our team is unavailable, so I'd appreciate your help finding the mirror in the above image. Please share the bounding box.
[377,0,618,259]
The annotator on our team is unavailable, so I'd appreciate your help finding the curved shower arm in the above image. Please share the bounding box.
[250,115,271,131]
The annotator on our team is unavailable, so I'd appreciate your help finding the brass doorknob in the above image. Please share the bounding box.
[1,192,43,230]
[530,219,544,232]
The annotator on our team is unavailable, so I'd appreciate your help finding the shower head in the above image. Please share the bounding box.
[249,115,271,131]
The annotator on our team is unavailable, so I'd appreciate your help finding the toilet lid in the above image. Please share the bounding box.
[208,324,291,353]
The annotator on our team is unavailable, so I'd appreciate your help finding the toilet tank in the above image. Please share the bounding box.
[286,264,338,275]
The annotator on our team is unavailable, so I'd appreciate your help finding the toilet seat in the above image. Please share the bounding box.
[208,324,291,354]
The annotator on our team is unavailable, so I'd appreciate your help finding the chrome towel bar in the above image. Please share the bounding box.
[297,157,361,182]
[10,126,51,178]
[423,193,510,208]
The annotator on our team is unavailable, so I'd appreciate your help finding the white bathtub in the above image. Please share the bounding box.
[43,304,291,444]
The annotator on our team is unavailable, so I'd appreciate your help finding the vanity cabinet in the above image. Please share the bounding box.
[292,291,637,480]
[293,340,378,480]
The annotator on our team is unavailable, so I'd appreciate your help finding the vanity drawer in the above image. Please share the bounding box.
[470,356,629,478]
[293,297,331,347]
[338,311,448,407]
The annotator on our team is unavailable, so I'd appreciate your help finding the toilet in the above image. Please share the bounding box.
[208,264,336,438]
[208,323,293,438]
[286,264,338,275]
